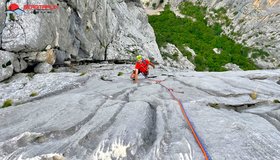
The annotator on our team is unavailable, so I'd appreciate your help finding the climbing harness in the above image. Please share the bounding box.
[148,78,212,160]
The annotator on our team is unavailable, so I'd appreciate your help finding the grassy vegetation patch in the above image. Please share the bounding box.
[27,73,36,79]
[30,92,38,97]
[161,52,179,61]
[1,99,13,108]
[213,8,231,26]
[251,49,269,59]
[148,2,268,71]
[79,72,87,76]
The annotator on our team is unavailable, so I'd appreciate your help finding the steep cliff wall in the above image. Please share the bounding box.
[0,0,163,81]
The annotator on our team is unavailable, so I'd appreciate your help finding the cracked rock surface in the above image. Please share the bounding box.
[1,64,280,159]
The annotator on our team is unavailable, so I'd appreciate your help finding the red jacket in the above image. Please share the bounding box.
[135,59,150,73]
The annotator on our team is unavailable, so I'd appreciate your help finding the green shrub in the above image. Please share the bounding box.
[238,19,245,24]
[213,7,231,26]
[2,99,13,108]
[251,49,269,59]
[86,25,91,31]
[1,61,12,68]
[178,46,192,60]
[118,72,124,76]
[152,3,157,9]
[79,72,86,76]
[9,13,15,21]
[161,52,179,61]
[27,73,35,79]
[30,92,38,97]
[127,49,139,55]
[274,99,280,103]
[173,53,179,61]
[211,23,223,36]
[215,8,227,14]
[209,103,220,109]
[148,2,259,71]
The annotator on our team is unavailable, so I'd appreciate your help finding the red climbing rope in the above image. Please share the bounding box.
[148,78,212,160]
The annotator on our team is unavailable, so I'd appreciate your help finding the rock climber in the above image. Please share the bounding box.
[131,55,155,81]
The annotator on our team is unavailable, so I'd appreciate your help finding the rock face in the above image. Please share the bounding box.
[1,0,162,63]
[36,49,56,65]
[160,43,195,70]
[13,58,28,73]
[223,63,243,71]
[34,62,53,73]
[0,0,163,81]
[253,56,280,69]
[0,51,14,81]
[1,65,280,160]
[0,1,6,47]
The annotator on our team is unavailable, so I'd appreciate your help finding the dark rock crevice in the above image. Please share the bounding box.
[173,78,217,96]
[14,77,90,106]
[141,102,157,151]
[58,0,78,12]
[40,98,109,141]
[208,101,271,112]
